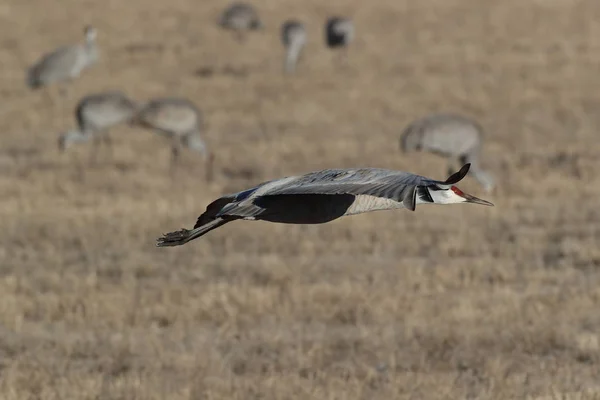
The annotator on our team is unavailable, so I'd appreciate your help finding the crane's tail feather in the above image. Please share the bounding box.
[156,217,229,247]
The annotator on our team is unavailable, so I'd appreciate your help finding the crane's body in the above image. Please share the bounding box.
[325,17,354,48]
[219,2,263,41]
[135,97,213,178]
[281,20,307,74]
[27,26,98,89]
[401,113,495,192]
[59,91,137,155]
[156,164,493,247]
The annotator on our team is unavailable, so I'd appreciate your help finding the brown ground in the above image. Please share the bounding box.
[1,0,600,398]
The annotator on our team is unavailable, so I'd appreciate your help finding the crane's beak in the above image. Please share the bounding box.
[450,185,494,206]
[461,192,494,206]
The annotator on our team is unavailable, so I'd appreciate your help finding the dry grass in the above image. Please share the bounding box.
[1,0,600,398]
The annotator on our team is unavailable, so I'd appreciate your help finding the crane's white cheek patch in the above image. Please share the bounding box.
[429,187,466,204]
[344,195,404,216]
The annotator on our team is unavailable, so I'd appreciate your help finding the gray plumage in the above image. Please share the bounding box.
[219,2,263,40]
[156,163,493,247]
[58,91,137,155]
[400,113,495,192]
[27,26,99,89]
[281,20,307,74]
[325,17,354,49]
[135,97,213,178]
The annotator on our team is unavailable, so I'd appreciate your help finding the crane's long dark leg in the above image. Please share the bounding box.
[89,135,101,166]
[169,136,182,175]
[42,86,53,108]
[58,83,71,128]
[70,149,86,183]
[235,30,245,44]
[102,131,113,162]
[342,46,350,69]
[334,47,350,71]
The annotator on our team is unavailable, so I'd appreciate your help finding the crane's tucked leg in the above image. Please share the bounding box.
[156,217,231,247]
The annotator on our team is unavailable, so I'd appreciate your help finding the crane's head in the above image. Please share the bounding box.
[429,184,494,206]
[424,164,494,206]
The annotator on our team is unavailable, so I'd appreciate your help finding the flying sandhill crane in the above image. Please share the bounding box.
[134,97,214,180]
[219,2,263,42]
[27,26,99,101]
[281,20,307,74]
[325,17,354,67]
[58,91,137,163]
[156,163,493,247]
[400,113,496,192]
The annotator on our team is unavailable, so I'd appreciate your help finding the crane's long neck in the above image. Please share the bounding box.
[184,133,207,157]
[285,41,304,73]
[463,155,495,192]
[59,129,92,150]
[84,34,99,64]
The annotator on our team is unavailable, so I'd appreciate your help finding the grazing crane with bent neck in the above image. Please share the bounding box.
[134,97,214,180]
[400,113,495,192]
[58,91,137,162]
[156,164,493,247]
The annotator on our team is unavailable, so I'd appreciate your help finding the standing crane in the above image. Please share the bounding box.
[156,163,493,247]
[58,91,137,163]
[325,17,354,67]
[400,113,496,192]
[134,97,213,180]
[281,20,307,74]
[27,26,99,101]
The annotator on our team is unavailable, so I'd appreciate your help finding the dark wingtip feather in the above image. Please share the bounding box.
[402,186,417,211]
[156,229,192,247]
[444,164,471,185]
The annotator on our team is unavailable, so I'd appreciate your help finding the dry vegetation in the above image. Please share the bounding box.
[1,0,600,398]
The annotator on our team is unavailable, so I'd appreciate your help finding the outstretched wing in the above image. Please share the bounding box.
[260,164,471,211]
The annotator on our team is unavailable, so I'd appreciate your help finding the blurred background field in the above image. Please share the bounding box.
[1,0,600,398]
